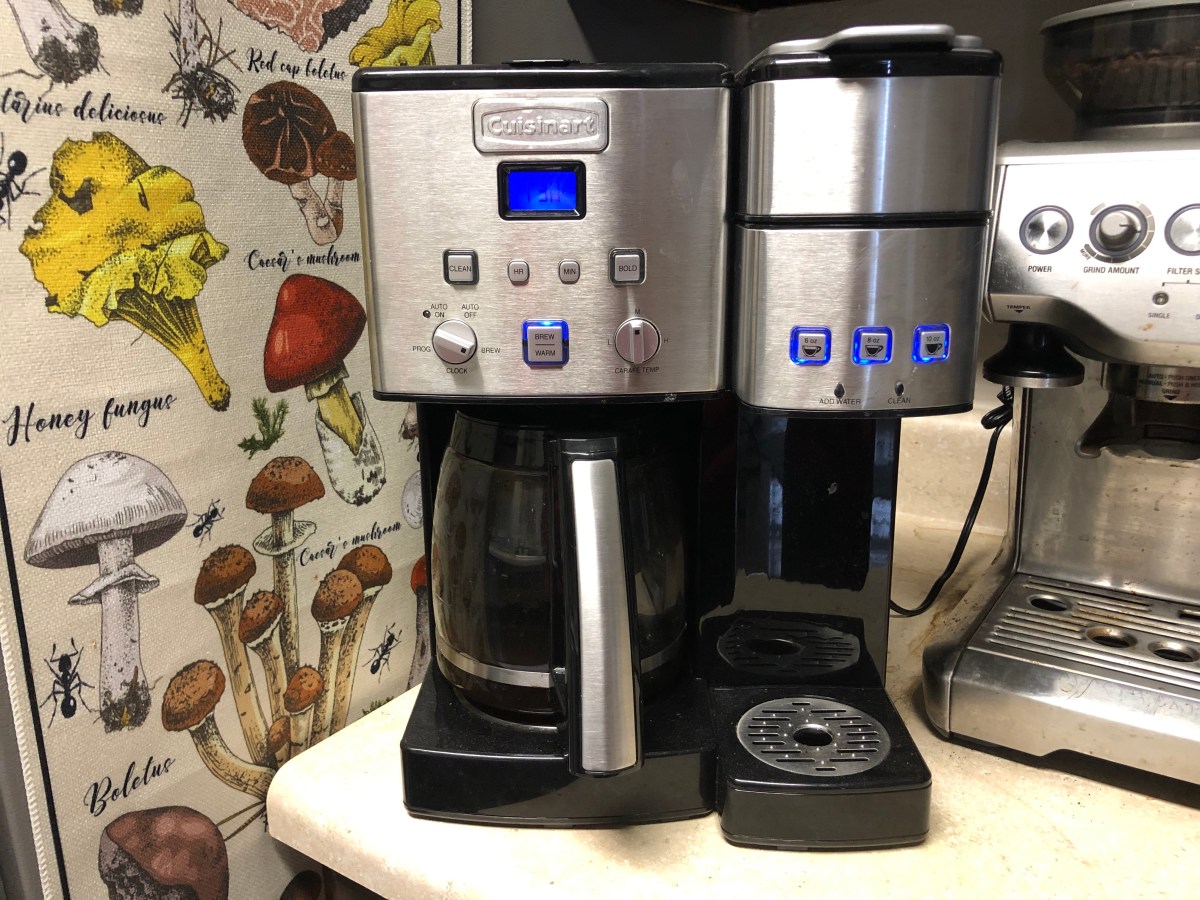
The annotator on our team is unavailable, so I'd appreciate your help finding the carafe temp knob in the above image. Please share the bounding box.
[432,320,478,364]
[614,318,661,365]
[1091,206,1146,254]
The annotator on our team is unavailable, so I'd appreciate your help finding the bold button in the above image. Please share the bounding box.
[508,259,530,284]
[523,319,569,366]
[610,249,645,285]
[444,250,478,284]
[559,259,581,283]
[913,325,951,363]
[852,327,892,365]
[790,327,831,365]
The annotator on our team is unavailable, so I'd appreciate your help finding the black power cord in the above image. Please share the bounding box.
[890,385,1015,618]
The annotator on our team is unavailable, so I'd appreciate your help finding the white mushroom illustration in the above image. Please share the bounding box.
[25,451,186,731]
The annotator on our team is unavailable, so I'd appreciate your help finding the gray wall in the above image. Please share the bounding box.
[472,0,1092,141]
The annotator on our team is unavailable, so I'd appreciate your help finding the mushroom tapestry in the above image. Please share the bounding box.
[0,3,470,898]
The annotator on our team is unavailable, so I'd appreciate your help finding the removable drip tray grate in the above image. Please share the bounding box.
[718,619,859,678]
[982,577,1200,690]
[735,697,891,777]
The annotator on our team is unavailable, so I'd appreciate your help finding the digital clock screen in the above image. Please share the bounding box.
[498,163,585,219]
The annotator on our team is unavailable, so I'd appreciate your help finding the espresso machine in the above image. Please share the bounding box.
[699,26,1002,849]
[924,1,1200,783]
[354,62,731,824]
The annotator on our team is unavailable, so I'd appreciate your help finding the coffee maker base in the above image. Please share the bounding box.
[710,686,931,850]
[401,670,717,826]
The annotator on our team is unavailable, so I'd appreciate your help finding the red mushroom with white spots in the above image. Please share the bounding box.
[25,452,187,731]
[264,274,385,505]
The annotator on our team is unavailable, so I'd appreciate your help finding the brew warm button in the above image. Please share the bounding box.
[610,249,645,285]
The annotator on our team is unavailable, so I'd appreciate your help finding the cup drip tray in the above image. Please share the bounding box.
[736,697,891,777]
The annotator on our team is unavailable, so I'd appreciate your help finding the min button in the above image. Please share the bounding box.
[559,259,581,284]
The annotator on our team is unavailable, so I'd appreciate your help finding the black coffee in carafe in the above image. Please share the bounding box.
[431,409,688,722]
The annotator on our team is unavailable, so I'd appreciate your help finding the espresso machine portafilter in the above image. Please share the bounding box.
[925,1,1200,783]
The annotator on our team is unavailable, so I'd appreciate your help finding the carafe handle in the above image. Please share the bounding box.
[556,441,642,776]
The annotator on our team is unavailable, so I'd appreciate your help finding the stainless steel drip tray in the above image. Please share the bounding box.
[945,573,1200,784]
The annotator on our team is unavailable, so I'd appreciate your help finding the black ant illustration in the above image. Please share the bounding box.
[41,639,93,727]
[191,499,224,542]
[0,134,45,229]
[364,624,400,678]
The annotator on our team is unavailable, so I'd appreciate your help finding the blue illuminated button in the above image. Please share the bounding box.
[789,327,831,365]
[523,320,569,366]
[853,327,893,365]
[913,325,951,363]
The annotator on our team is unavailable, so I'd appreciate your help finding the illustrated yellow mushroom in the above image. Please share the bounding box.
[20,133,232,411]
[267,716,291,767]
[350,0,441,68]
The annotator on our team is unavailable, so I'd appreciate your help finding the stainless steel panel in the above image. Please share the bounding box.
[988,139,1200,367]
[740,76,1000,217]
[1019,369,1200,602]
[734,226,986,412]
[570,459,639,774]
[356,86,729,398]
[940,573,1200,783]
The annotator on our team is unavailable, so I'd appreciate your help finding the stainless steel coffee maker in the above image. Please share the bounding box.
[698,25,1001,849]
[925,1,1200,783]
[354,61,731,825]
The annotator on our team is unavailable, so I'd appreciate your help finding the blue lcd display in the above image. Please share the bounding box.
[506,169,578,212]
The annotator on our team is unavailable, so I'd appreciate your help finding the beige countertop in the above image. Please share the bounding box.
[267,411,1200,899]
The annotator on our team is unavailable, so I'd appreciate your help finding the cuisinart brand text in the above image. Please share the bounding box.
[473,98,609,152]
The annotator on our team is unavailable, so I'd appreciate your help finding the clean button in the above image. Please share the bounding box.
[444,250,478,284]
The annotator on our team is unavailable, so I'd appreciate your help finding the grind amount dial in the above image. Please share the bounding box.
[1089,205,1150,261]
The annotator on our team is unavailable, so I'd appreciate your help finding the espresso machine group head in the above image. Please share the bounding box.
[925,0,1200,784]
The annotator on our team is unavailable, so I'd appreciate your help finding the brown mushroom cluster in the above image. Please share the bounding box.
[164,456,396,801]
